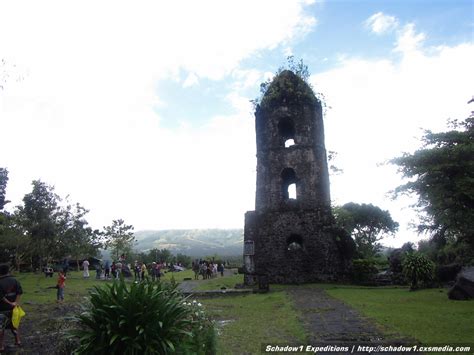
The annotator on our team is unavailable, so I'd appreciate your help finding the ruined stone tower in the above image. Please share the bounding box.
[243,70,353,285]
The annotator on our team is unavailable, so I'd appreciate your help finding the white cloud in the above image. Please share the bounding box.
[231,69,265,91]
[365,12,399,35]
[313,25,474,247]
[394,23,426,54]
[182,73,199,88]
[0,0,314,230]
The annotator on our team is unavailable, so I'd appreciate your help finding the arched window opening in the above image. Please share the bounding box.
[288,183,296,199]
[287,234,303,251]
[278,118,295,147]
[284,139,295,148]
[281,168,297,200]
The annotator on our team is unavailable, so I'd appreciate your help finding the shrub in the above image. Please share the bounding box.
[435,241,474,266]
[402,252,435,290]
[71,278,216,354]
[389,243,415,285]
[176,300,216,355]
[351,259,379,284]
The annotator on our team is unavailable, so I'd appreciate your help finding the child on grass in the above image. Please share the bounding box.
[56,270,66,303]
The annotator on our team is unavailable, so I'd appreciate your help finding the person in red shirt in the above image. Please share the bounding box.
[57,270,66,303]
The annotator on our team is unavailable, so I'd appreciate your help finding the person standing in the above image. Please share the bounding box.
[82,259,90,278]
[104,260,110,280]
[116,261,122,278]
[111,262,117,279]
[0,264,23,351]
[151,262,157,282]
[56,270,66,303]
[217,263,224,277]
[140,263,147,281]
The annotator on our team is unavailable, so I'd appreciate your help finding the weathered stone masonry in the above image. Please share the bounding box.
[244,70,353,284]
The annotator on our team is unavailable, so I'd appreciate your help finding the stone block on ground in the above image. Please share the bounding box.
[448,266,474,300]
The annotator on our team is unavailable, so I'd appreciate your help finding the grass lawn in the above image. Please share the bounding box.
[12,271,474,353]
[323,285,474,344]
[202,291,307,354]
[15,270,105,307]
[15,269,189,308]
[161,268,195,281]
[195,273,243,291]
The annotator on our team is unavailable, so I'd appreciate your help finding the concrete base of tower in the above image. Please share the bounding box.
[243,209,354,285]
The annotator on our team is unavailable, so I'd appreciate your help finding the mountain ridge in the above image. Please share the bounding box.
[134,228,244,257]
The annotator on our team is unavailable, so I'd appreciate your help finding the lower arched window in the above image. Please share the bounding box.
[287,234,303,251]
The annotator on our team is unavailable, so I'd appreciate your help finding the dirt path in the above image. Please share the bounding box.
[287,286,400,344]
[2,302,77,354]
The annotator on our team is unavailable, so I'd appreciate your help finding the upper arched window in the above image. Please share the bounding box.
[281,168,297,200]
[278,118,295,147]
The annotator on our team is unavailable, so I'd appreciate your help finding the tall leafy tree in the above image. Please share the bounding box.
[18,180,62,268]
[0,167,9,210]
[58,202,101,270]
[391,114,474,248]
[0,169,30,268]
[0,167,10,243]
[103,219,135,260]
[0,210,31,270]
[334,202,399,258]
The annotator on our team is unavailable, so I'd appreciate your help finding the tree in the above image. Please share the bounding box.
[0,167,9,210]
[1,175,101,269]
[0,210,31,270]
[0,170,31,268]
[176,253,192,268]
[144,248,173,264]
[334,202,399,258]
[0,168,11,262]
[58,202,101,270]
[391,113,474,248]
[102,219,136,260]
[18,180,62,269]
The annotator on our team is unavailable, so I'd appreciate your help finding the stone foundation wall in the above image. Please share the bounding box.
[244,210,349,284]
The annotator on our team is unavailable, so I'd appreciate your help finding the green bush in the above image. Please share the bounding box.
[435,241,474,266]
[351,259,379,284]
[402,252,435,290]
[177,300,216,355]
[71,278,216,354]
[389,243,415,285]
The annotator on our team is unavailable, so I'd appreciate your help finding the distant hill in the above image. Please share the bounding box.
[134,229,244,257]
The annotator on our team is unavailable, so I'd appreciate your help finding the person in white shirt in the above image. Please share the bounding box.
[82,259,90,278]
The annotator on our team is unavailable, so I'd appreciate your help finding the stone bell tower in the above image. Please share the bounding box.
[243,70,353,285]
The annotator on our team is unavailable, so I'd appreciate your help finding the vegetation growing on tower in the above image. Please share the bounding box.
[252,57,320,110]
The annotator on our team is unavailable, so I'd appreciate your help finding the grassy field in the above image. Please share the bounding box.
[15,269,193,308]
[12,271,474,353]
[202,292,307,354]
[324,284,474,344]
[16,270,104,307]
[195,273,243,291]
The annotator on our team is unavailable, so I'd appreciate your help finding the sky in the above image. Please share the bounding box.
[1,0,473,248]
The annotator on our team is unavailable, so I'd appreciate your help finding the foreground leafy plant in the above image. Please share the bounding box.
[402,252,435,290]
[70,279,215,354]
